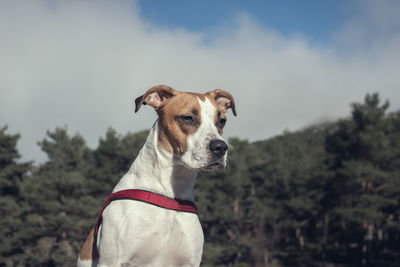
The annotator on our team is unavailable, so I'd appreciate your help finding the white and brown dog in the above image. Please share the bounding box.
[78,85,236,267]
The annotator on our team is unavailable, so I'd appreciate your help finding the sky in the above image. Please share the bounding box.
[1,0,399,163]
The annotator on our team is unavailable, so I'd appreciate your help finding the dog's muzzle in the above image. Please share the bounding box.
[198,140,228,170]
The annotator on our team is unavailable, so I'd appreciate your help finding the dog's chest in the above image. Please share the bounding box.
[106,200,204,266]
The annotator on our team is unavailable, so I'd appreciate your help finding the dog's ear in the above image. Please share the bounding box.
[135,85,177,113]
[206,89,237,116]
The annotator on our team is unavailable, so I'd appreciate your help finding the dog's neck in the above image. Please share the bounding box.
[113,121,199,201]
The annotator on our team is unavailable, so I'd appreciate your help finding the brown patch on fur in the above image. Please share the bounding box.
[157,92,203,155]
[214,109,227,135]
[79,227,98,261]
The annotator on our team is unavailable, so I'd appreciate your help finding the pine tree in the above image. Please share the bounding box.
[324,93,400,266]
[0,126,32,266]
[249,124,330,266]
[21,127,93,266]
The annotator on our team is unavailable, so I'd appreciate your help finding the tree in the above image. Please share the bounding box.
[249,124,331,266]
[0,126,32,266]
[324,93,400,266]
[21,127,93,266]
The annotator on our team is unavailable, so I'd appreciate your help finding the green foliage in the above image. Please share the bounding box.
[0,92,399,266]
[18,128,92,266]
[323,93,400,266]
[0,126,32,266]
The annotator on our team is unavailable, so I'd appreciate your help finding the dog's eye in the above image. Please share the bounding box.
[219,118,227,126]
[181,115,194,125]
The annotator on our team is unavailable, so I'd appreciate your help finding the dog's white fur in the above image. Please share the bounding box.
[78,93,230,267]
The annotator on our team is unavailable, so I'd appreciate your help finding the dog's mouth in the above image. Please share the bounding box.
[204,161,225,171]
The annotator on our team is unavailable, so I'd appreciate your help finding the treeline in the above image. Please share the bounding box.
[0,93,399,266]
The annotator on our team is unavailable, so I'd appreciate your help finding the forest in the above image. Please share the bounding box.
[1,93,399,266]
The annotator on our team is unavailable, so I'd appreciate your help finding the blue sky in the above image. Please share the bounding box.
[138,0,348,43]
[0,0,399,163]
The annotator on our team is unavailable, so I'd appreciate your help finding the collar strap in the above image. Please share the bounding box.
[94,189,198,241]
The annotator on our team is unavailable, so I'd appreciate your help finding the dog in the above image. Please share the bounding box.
[77,85,236,267]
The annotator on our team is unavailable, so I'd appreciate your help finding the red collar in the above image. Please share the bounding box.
[94,189,198,240]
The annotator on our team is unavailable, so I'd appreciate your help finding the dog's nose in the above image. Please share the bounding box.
[209,139,228,158]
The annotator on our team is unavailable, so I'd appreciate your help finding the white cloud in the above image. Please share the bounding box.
[0,0,399,163]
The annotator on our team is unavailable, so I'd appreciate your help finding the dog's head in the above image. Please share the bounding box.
[135,85,236,170]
